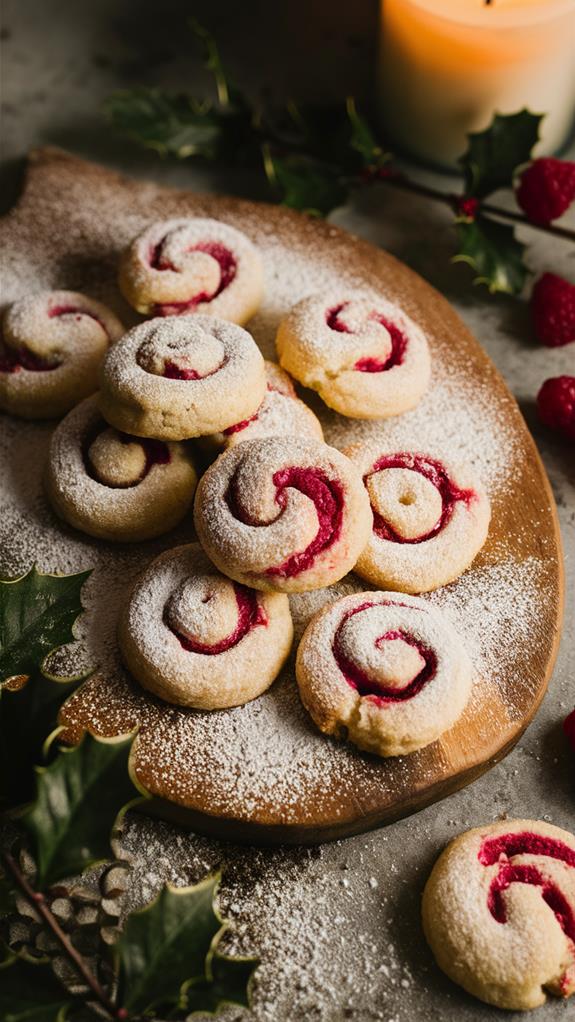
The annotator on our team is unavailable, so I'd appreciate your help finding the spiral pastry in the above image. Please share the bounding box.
[0,290,124,419]
[193,436,373,593]
[211,361,323,449]
[98,316,266,440]
[119,217,264,324]
[296,591,472,756]
[119,544,293,708]
[45,396,197,542]
[344,443,491,593]
[423,819,575,1010]
[276,292,431,419]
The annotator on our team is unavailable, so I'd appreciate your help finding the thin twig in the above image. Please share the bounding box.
[376,173,575,242]
[482,200,575,241]
[2,850,121,1020]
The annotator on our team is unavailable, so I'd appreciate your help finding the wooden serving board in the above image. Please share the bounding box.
[0,149,564,845]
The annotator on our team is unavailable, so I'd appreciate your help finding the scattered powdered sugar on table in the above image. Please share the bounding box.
[116,815,421,1022]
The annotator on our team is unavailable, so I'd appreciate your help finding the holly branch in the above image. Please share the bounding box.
[103,20,575,300]
[0,566,257,1020]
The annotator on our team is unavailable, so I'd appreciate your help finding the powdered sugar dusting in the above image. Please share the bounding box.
[0,151,560,836]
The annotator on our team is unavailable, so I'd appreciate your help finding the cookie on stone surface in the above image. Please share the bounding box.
[422,819,575,1010]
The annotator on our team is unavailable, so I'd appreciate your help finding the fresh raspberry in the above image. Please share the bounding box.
[516,158,575,225]
[537,376,575,442]
[564,708,575,753]
[531,273,575,347]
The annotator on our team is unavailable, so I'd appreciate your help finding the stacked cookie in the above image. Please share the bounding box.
[0,215,492,760]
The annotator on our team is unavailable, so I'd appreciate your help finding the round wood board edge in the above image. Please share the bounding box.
[1,147,565,846]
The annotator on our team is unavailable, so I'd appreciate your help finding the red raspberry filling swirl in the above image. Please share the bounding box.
[333,600,437,703]
[227,467,344,579]
[169,584,267,655]
[140,349,227,381]
[367,453,475,545]
[162,360,226,381]
[479,831,575,942]
[149,240,237,317]
[0,306,105,374]
[326,302,407,373]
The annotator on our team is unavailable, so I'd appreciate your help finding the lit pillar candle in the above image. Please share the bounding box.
[378,0,575,168]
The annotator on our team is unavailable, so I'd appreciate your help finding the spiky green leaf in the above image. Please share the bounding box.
[184,949,258,1016]
[21,733,144,888]
[0,954,71,1022]
[1,670,88,810]
[189,18,245,111]
[104,89,224,159]
[0,567,92,809]
[0,566,90,684]
[116,876,223,1014]
[460,110,543,198]
[264,150,348,216]
[346,97,389,169]
[454,215,529,295]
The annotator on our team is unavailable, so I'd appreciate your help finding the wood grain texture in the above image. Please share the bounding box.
[1,149,564,846]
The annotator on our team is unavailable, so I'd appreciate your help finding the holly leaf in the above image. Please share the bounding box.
[116,876,224,1014]
[453,215,528,295]
[0,566,90,684]
[0,953,71,1022]
[346,97,389,170]
[189,18,246,112]
[20,732,145,888]
[460,110,542,198]
[104,89,225,159]
[1,670,88,810]
[184,950,258,1016]
[264,150,348,216]
[0,567,92,810]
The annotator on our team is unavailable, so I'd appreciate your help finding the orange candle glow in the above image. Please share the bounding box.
[378,0,575,167]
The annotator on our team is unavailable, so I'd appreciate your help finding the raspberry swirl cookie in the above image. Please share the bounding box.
[45,396,197,542]
[276,293,431,419]
[99,316,266,440]
[344,444,491,593]
[0,290,124,419]
[423,819,575,1010]
[119,217,263,324]
[296,591,472,756]
[193,437,372,593]
[119,544,293,708]
[211,361,323,449]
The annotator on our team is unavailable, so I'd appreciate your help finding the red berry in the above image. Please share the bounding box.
[564,708,575,753]
[537,376,575,442]
[456,196,479,221]
[516,158,575,225]
[531,273,575,347]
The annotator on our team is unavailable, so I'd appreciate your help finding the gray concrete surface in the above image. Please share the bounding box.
[1,3,574,1020]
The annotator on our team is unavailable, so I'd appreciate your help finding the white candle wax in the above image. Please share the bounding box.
[378,0,575,168]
